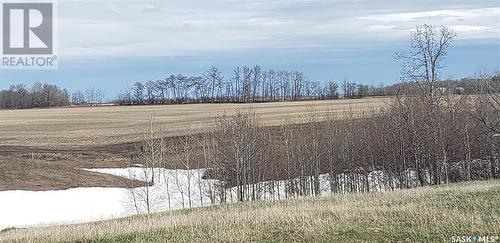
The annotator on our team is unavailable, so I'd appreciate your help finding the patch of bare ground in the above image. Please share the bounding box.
[0,156,147,191]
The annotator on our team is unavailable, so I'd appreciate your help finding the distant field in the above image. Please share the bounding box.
[0,98,389,149]
[2,180,498,242]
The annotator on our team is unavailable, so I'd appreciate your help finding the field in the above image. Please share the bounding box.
[1,179,498,242]
[0,98,388,190]
[0,98,388,148]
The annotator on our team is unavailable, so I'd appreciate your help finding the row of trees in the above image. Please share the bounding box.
[70,87,105,106]
[0,83,70,109]
[0,83,108,109]
[116,68,376,105]
[115,68,499,106]
[2,76,494,109]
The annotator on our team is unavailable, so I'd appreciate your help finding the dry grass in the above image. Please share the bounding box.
[2,180,498,242]
[0,98,389,149]
[0,156,146,191]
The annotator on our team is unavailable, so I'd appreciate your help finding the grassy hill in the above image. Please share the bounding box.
[1,180,499,242]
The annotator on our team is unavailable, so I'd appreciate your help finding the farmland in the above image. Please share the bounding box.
[0,98,389,149]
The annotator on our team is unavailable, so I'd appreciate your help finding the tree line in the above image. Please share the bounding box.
[0,83,70,109]
[117,67,345,105]
[116,68,495,106]
[1,76,494,110]
[0,83,109,109]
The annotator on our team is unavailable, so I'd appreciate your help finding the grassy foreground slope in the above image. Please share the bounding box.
[2,180,499,242]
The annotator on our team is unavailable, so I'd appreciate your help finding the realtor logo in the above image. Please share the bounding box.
[3,3,53,54]
[1,0,57,69]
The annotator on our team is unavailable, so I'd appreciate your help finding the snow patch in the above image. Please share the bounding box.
[0,167,412,230]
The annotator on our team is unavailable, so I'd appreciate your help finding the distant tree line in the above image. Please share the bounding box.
[117,66,498,106]
[0,82,70,109]
[373,76,498,97]
[117,66,344,105]
[1,73,497,110]
[0,83,108,109]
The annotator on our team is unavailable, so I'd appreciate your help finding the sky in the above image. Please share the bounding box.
[0,0,499,99]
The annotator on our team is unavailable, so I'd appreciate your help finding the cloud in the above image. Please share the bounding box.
[358,7,500,39]
[56,0,500,58]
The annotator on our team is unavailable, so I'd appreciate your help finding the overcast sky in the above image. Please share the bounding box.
[1,0,499,98]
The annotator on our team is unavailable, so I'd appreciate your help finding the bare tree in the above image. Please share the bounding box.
[132,82,145,104]
[170,132,195,208]
[71,90,85,105]
[327,81,339,99]
[124,116,164,214]
[396,24,456,106]
[205,66,223,101]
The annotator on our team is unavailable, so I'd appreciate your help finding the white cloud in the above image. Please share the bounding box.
[56,0,500,58]
[358,7,500,39]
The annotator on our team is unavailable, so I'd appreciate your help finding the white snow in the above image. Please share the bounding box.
[0,187,128,230]
[0,168,210,231]
[0,167,418,231]
[87,167,215,211]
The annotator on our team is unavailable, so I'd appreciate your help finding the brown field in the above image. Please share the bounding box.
[0,98,389,190]
[0,98,389,148]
